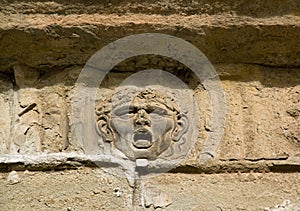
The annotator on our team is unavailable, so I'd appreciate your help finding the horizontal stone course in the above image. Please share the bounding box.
[1,0,299,16]
[0,14,299,73]
[0,64,299,170]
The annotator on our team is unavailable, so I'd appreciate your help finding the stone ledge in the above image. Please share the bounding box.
[0,14,299,72]
[0,153,299,173]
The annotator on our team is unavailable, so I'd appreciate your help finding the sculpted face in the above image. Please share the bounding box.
[96,88,188,160]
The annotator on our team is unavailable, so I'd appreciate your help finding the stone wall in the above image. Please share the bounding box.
[0,1,299,210]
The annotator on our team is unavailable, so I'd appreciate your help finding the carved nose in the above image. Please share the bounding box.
[135,109,151,126]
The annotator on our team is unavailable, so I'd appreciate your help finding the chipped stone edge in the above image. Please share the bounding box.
[0,153,299,173]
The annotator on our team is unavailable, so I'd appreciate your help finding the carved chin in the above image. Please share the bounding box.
[132,131,153,149]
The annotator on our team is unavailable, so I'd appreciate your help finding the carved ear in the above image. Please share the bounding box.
[97,115,115,142]
[172,114,189,141]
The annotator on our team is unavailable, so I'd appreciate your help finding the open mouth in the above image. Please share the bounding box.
[133,131,153,149]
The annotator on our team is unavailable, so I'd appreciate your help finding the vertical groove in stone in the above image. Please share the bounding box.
[39,91,45,152]
[9,70,19,153]
[132,178,143,210]
[132,170,146,210]
[7,86,13,154]
[61,107,70,151]
[83,96,92,153]
[60,89,69,151]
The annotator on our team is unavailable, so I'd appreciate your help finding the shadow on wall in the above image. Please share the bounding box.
[1,55,299,90]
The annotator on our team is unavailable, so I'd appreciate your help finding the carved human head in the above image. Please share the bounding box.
[96,86,188,160]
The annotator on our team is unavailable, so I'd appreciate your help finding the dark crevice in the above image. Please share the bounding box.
[0,61,299,91]
[269,165,300,173]
[242,62,300,69]
[0,159,299,173]
[0,69,16,87]
[170,164,300,174]
[100,54,202,90]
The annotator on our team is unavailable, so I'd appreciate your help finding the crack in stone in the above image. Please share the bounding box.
[0,153,299,173]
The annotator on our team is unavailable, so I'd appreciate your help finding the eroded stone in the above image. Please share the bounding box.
[7,171,20,185]
[0,74,12,154]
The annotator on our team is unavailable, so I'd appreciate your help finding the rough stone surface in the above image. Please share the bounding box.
[0,64,299,162]
[214,65,300,160]
[143,186,173,209]
[7,170,20,185]
[0,168,132,210]
[0,74,12,154]
[265,200,300,211]
[0,0,299,209]
[0,168,299,210]
[1,0,300,16]
[146,172,300,210]
[0,14,299,72]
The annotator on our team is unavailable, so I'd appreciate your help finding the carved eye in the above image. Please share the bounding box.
[112,106,134,120]
[149,109,165,120]
[118,112,133,120]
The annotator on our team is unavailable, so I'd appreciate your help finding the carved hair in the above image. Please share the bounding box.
[95,86,181,122]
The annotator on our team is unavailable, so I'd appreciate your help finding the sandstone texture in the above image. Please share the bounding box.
[0,0,299,210]
[0,168,299,210]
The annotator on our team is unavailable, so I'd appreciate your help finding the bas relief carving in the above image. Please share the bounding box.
[96,87,189,161]
[95,86,196,168]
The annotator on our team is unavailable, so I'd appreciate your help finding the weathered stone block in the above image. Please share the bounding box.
[40,86,69,152]
[10,88,41,154]
[214,65,300,160]
[0,74,12,154]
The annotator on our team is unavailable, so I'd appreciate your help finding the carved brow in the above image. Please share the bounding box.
[147,106,167,114]
[112,105,136,116]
